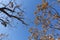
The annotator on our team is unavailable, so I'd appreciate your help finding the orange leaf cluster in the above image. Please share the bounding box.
[42,2,48,9]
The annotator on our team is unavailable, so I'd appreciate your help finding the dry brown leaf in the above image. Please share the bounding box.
[42,2,48,9]
[47,20,50,24]
[58,38,60,40]
[37,4,41,11]
[49,37,54,40]
[42,25,45,28]
[32,32,38,39]
[34,16,40,25]
[29,28,33,33]
[40,35,49,40]
[9,2,14,8]
[34,11,38,15]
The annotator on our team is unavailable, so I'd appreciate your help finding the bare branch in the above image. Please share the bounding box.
[0,7,28,25]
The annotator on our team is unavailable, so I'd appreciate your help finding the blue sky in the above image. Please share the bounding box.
[0,0,60,40]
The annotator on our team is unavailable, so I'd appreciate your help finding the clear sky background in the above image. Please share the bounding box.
[0,0,60,40]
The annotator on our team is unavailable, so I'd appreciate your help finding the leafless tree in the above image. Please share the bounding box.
[0,0,28,27]
[0,0,28,40]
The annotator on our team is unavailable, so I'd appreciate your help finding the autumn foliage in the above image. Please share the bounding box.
[29,0,60,40]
